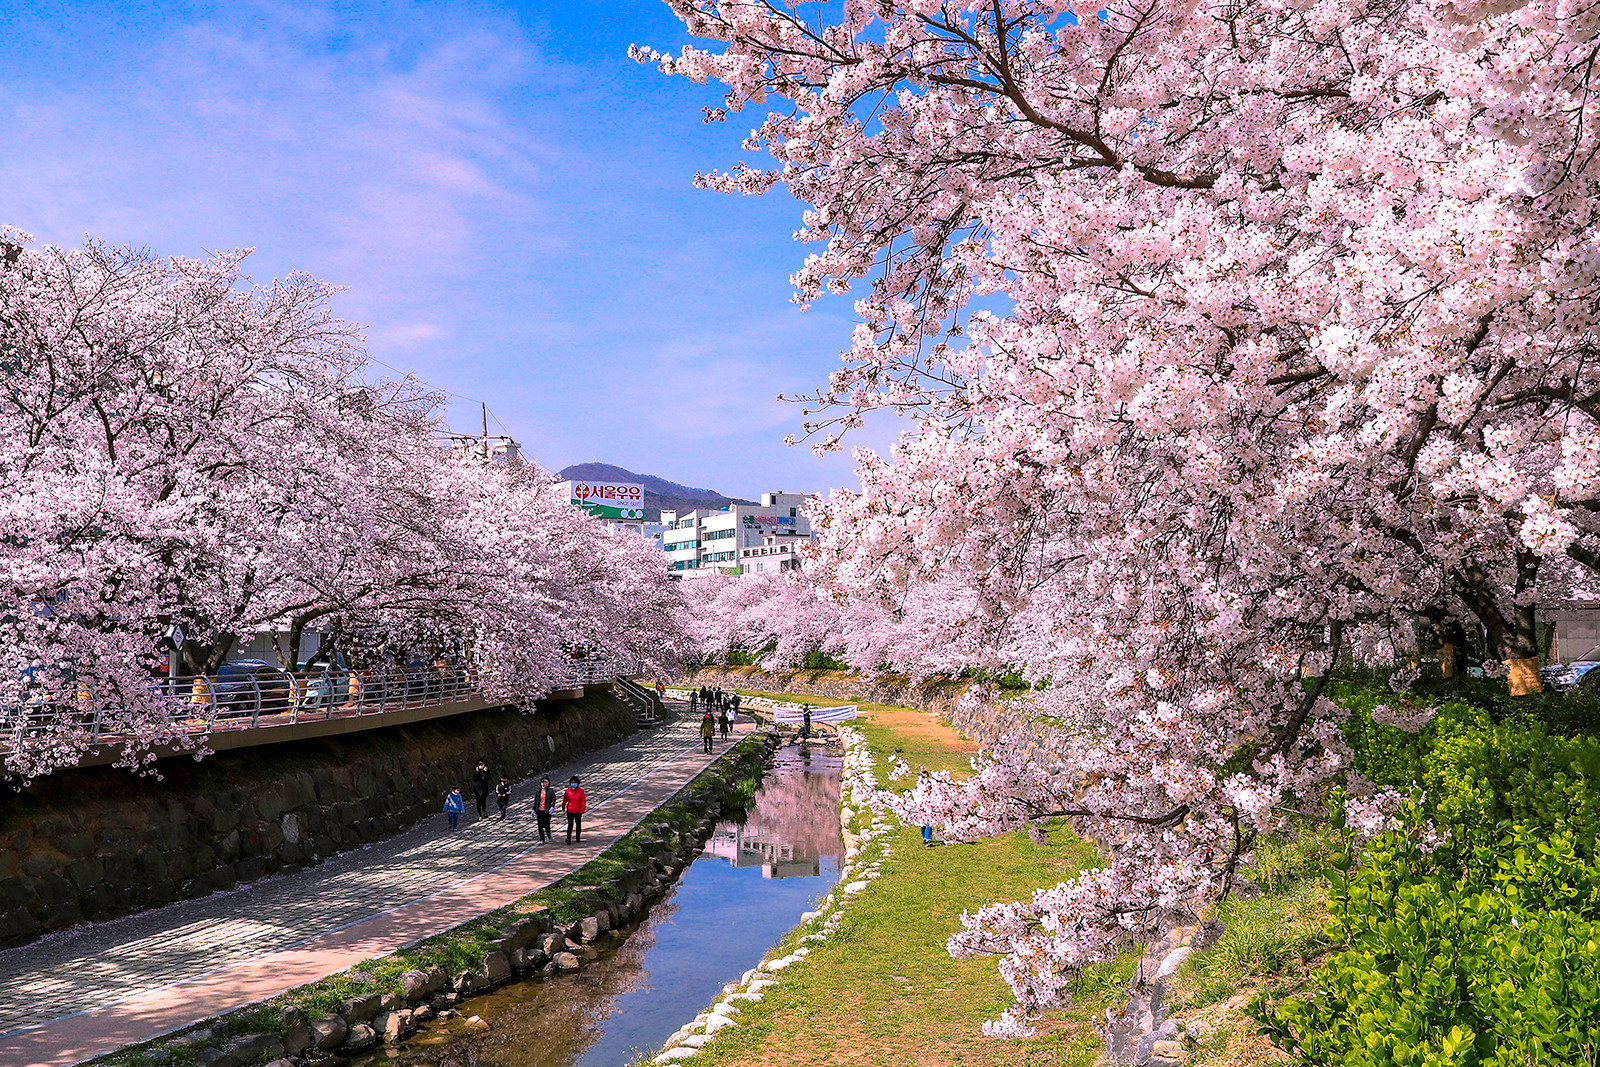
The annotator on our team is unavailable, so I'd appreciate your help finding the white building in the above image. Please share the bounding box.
[661,492,818,578]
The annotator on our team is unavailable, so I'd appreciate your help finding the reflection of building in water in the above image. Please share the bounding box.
[706,822,822,879]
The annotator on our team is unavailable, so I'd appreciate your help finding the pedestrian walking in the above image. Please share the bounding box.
[496,775,512,819]
[801,705,812,740]
[444,788,464,831]
[689,689,698,712]
[656,680,666,699]
[563,776,587,843]
[719,708,731,740]
[730,692,741,715]
[533,776,556,842]
[472,760,491,818]
[700,711,716,754]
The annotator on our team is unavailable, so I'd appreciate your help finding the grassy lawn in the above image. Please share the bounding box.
[682,699,1126,1067]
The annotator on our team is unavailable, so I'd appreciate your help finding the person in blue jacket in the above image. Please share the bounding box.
[444,788,465,830]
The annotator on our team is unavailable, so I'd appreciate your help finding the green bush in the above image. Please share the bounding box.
[1331,682,1490,789]
[802,650,850,671]
[1330,670,1600,739]
[1256,715,1600,1065]
[1255,821,1600,1066]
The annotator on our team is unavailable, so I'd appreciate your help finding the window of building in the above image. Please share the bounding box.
[702,550,735,563]
[705,528,736,540]
[663,539,700,552]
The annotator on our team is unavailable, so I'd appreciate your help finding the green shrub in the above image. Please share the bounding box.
[1255,821,1600,1066]
[1330,682,1490,789]
[1257,715,1600,1066]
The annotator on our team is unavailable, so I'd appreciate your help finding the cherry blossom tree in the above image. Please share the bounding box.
[1,231,686,780]
[641,0,1600,1032]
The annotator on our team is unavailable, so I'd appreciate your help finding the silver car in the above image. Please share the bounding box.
[1540,643,1600,692]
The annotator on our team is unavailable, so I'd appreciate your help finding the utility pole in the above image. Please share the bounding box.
[482,402,489,459]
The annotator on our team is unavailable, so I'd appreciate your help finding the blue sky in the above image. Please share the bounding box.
[2,0,896,498]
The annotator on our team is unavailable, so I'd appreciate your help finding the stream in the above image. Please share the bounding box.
[350,741,843,1067]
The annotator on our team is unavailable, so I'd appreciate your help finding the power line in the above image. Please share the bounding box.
[359,353,515,437]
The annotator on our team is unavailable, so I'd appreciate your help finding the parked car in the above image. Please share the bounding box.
[1541,644,1600,692]
[297,650,352,709]
[210,660,294,717]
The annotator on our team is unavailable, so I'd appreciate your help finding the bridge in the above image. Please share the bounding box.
[4,657,663,768]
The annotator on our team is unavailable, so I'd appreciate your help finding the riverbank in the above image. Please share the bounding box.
[42,729,775,1067]
[647,699,1124,1067]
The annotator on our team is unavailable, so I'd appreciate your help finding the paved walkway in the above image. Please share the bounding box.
[0,702,752,1067]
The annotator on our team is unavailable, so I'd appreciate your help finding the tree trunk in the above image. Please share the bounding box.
[1438,620,1468,679]
[1499,601,1542,697]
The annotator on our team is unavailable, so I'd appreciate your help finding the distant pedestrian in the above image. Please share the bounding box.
[533,776,556,843]
[689,690,698,712]
[714,686,723,705]
[730,693,741,715]
[656,681,666,699]
[719,709,731,740]
[801,706,812,740]
[563,776,587,844]
[700,712,716,754]
[496,775,511,819]
[919,771,933,845]
[472,760,491,818]
[444,788,464,831]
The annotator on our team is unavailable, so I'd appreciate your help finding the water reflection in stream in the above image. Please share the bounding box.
[355,742,842,1067]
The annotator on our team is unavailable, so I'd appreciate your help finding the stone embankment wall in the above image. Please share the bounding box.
[0,694,636,948]
[683,665,1055,752]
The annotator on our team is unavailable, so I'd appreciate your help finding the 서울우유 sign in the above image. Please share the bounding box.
[570,481,645,520]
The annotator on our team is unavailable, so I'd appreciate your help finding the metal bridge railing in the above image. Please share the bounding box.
[4,655,638,751]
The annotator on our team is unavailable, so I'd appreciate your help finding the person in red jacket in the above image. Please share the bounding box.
[563,776,587,844]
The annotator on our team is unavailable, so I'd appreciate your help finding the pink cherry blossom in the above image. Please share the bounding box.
[1,233,688,781]
[645,0,1600,1031]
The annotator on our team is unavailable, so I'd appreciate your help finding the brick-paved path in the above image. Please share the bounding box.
[0,701,749,1066]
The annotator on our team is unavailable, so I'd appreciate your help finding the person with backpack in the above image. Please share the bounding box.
[563,776,587,844]
[532,776,556,843]
[718,707,731,740]
[496,775,512,819]
[444,788,465,831]
[700,711,716,754]
[471,760,491,818]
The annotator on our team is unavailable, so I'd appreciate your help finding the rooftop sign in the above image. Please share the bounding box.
[570,481,645,520]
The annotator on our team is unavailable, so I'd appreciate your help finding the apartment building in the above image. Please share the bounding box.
[660,492,817,578]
